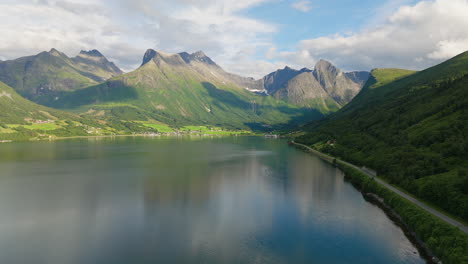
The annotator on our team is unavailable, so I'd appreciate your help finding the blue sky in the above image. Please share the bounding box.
[239,0,420,65]
[244,0,386,47]
[0,0,467,77]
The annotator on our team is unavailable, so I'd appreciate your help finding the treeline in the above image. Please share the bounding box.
[0,118,166,142]
[296,74,468,220]
[339,164,467,264]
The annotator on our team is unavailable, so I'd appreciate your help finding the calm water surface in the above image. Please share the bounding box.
[0,137,424,264]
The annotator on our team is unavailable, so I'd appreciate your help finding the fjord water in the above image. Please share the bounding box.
[0,137,424,264]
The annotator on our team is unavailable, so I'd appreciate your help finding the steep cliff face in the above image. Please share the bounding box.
[271,72,340,112]
[345,71,371,87]
[259,60,369,109]
[262,66,308,95]
[313,60,366,105]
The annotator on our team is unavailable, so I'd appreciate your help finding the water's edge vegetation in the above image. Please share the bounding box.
[0,125,259,143]
[291,142,468,264]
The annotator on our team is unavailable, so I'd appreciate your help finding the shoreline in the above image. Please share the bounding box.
[1,131,259,143]
[362,193,439,264]
[289,141,468,232]
[289,141,441,264]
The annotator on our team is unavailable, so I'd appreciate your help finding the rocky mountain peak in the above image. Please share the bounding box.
[79,49,104,57]
[314,59,337,72]
[192,50,207,58]
[141,49,219,69]
[72,49,123,75]
[141,49,158,66]
[141,49,190,67]
[259,59,369,107]
[313,60,340,87]
[178,51,218,66]
[178,52,190,61]
[48,48,64,57]
[262,66,303,94]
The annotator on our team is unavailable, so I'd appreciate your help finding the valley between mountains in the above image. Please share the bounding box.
[0,48,368,139]
[1,48,467,263]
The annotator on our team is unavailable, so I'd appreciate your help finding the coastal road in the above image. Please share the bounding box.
[291,141,468,234]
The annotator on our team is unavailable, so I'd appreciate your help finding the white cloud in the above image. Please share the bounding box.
[291,1,313,12]
[428,39,468,59]
[0,1,152,71]
[127,0,278,77]
[1,0,468,78]
[292,0,468,71]
[0,0,276,75]
[365,0,418,26]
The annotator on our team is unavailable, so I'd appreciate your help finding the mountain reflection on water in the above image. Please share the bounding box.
[0,137,424,264]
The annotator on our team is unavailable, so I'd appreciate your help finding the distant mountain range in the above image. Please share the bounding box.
[0,48,368,107]
[0,47,370,132]
[0,49,123,101]
[0,48,364,129]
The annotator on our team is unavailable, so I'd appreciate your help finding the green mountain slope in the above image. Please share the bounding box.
[0,80,67,124]
[0,80,151,141]
[296,51,468,220]
[0,80,88,140]
[42,50,323,130]
[0,49,123,101]
[361,68,416,90]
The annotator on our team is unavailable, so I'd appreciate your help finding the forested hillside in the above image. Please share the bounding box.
[296,51,468,220]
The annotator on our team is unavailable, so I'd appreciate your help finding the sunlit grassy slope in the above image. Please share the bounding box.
[42,57,324,131]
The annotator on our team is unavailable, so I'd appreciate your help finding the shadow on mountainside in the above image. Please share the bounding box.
[243,108,324,132]
[39,80,139,109]
[202,81,325,131]
[202,82,252,110]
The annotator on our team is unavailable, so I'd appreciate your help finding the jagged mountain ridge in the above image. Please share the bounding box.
[140,49,264,90]
[72,49,123,81]
[262,66,310,95]
[0,49,123,100]
[137,49,368,107]
[258,60,369,107]
[0,47,367,112]
[312,59,365,104]
[271,71,338,111]
[0,48,368,130]
[43,49,323,130]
